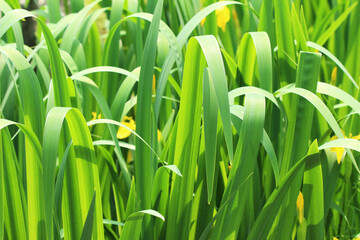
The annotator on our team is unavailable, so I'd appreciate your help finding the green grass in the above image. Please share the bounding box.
[1,0,360,239]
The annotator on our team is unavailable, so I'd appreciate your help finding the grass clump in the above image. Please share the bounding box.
[1,0,360,239]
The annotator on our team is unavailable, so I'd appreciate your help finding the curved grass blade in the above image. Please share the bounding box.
[307,41,358,88]
[120,210,164,240]
[1,129,27,239]
[319,138,360,152]
[211,94,265,239]
[276,87,360,173]
[166,37,207,240]
[317,82,360,113]
[0,45,45,236]
[0,9,71,108]
[280,52,321,176]
[237,32,273,92]
[272,51,321,240]
[93,140,135,150]
[199,172,254,240]
[87,118,160,161]
[247,140,319,240]
[195,35,234,201]
[0,120,42,238]
[70,75,132,189]
[71,66,139,81]
[0,1,24,54]
[154,1,257,121]
[230,105,280,186]
[0,9,30,40]
[101,11,178,105]
[0,46,45,136]
[42,107,103,239]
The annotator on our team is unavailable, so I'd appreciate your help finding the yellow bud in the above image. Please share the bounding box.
[201,17,206,26]
[157,129,162,141]
[216,6,230,32]
[296,191,304,224]
[152,75,156,94]
[331,67,337,85]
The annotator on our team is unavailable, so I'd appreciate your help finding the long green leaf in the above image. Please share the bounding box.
[303,142,324,239]
[247,140,319,240]
[211,94,265,239]
[42,107,103,239]
[135,0,163,211]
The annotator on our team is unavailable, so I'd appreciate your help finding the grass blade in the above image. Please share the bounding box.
[80,191,96,240]
[211,94,265,239]
[303,143,324,239]
[247,140,319,240]
[120,210,164,240]
[135,0,163,211]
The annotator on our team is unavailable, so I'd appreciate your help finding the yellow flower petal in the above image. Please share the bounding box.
[127,150,133,163]
[329,130,360,164]
[157,129,162,141]
[91,112,97,121]
[330,134,345,164]
[351,133,360,140]
[152,74,156,94]
[91,112,101,120]
[330,67,337,85]
[216,6,230,32]
[296,191,304,224]
[332,147,344,164]
[201,17,206,26]
[117,117,136,139]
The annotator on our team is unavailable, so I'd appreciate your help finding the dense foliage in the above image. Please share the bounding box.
[1,0,360,239]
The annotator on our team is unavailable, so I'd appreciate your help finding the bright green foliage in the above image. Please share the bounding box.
[1,0,360,239]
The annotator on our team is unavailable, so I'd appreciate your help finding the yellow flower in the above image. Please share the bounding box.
[216,6,230,32]
[200,5,231,32]
[296,191,304,224]
[330,67,337,86]
[330,132,360,164]
[201,17,206,26]
[127,150,133,163]
[91,112,101,120]
[116,116,163,141]
[152,74,156,95]
[117,116,136,139]
[157,129,162,141]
